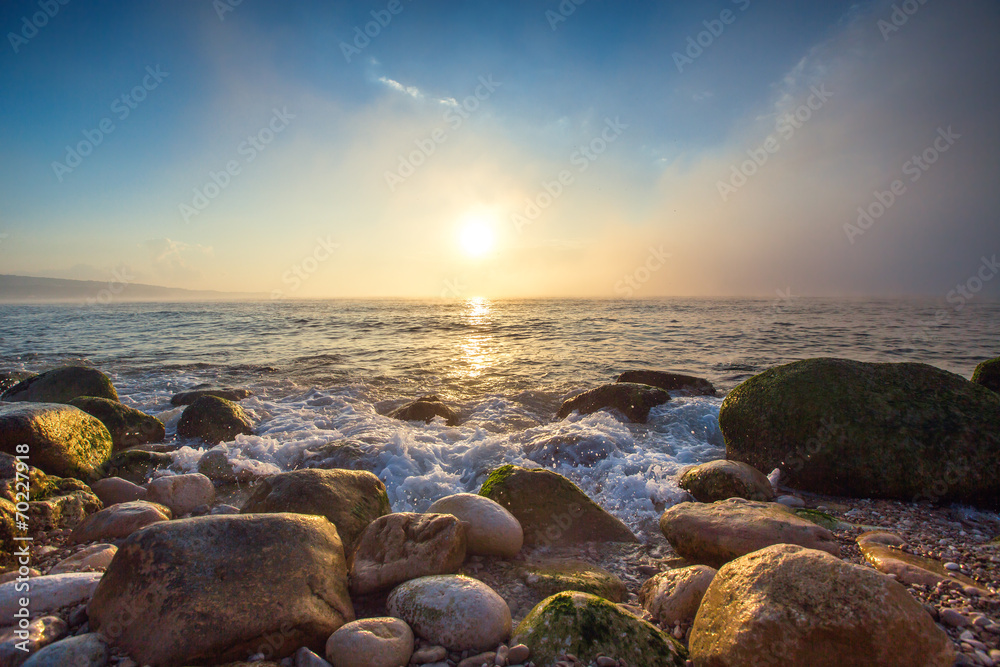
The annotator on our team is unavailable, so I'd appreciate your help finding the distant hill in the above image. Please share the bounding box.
[0,274,267,303]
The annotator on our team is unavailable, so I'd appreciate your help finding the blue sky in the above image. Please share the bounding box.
[1,0,998,299]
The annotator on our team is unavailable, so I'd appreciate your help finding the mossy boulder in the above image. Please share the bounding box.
[519,559,626,602]
[793,508,841,531]
[556,383,669,423]
[98,450,173,485]
[617,370,716,396]
[1,366,118,404]
[68,396,165,451]
[479,465,637,546]
[719,358,1000,507]
[679,460,774,502]
[0,403,112,480]
[177,395,254,444]
[169,386,253,406]
[241,468,391,554]
[0,371,35,394]
[389,395,459,426]
[513,592,687,667]
[972,357,1000,393]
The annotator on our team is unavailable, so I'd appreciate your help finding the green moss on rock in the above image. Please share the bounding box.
[679,460,774,502]
[69,396,165,451]
[793,508,841,531]
[99,449,174,484]
[972,357,1000,393]
[1,366,118,404]
[177,395,254,444]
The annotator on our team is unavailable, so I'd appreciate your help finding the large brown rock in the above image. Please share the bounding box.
[88,513,354,666]
[70,500,171,544]
[659,499,840,568]
[350,512,467,596]
[177,395,254,444]
[389,395,459,426]
[972,357,1000,393]
[1,367,118,404]
[479,465,637,547]
[68,396,164,450]
[639,565,717,627]
[679,460,774,503]
[241,468,391,554]
[556,383,669,423]
[689,544,955,666]
[616,370,716,396]
[0,403,112,480]
[170,386,253,406]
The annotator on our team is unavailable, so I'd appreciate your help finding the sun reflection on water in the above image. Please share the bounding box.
[458,297,495,378]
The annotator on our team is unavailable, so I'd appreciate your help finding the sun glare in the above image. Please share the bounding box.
[459,218,496,258]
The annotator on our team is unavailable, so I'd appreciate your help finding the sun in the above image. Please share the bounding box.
[459,218,496,258]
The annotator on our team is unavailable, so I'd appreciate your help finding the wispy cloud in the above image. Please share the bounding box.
[377,76,423,99]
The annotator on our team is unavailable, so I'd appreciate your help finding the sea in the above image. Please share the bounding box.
[1,297,998,539]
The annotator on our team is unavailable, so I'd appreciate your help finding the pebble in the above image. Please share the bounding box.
[941,608,970,627]
[411,645,448,663]
[946,562,962,571]
[507,645,530,664]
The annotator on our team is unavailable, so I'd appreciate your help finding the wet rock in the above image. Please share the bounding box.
[170,386,253,406]
[0,572,102,619]
[25,486,102,533]
[350,512,467,596]
[70,500,171,543]
[639,565,717,626]
[177,395,254,444]
[325,617,413,667]
[295,647,333,667]
[1,366,118,404]
[519,559,627,602]
[389,395,459,426]
[427,492,523,558]
[858,542,991,594]
[97,449,172,485]
[556,383,669,423]
[479,465,637,546]
[659,499,841,568]
[241,468,391,554]
[719,358,1000,507]
[512,591,686,667]
[197,448,259,483]
[88,513,354,666]
[145,472,215,516]
[90,476,146,506]
[0,403,112,479]
[48,543,117,574]
[20,632,107,667]
[387,575,511,652]
[68,396,164,450]
[972,357,1000,393]
[0,616,67,667]
[616,370,717,396]
[689,544,955,666]
[678,460,774,503]
[856,530,907,548]
[0,371,35,395]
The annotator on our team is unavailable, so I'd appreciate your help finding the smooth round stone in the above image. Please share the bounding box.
[387,575,511,652]
[21,633,107,667]
[91,477,147,506]
[0,573,102,619]
[325,617,413,667]
[48,543,117,574]
[427,493,524,558]
[145,473,215,516]
[639,565,718,626]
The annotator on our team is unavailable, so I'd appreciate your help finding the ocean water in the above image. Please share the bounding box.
[1,297,998,538]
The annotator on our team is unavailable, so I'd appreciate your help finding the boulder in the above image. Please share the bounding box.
[679,460,774,502]
[88,513,354,666]
[859,542,991,594]
[387,575,511,652]
[689,544,955,666]
[0,457,102,533]
[856,530,907,548]
[90,476,146,505]
[197,448,259,483]
[639,565,717,626]
[0,616,67,667]
[0,500,18,568]
[518,559,626,602]
[325,617,414,667]
[0,572,102,620]
[97,449,172,485]
[350,512,467,596]
[68,396,165,450]
[20,633,107,667]
[972,357,1000,393]
[616,370,717,396]
[69,500,171,543]
[241,468,391,554]
[659,499,840,568]
[24,487,101,533]
[427,492,523,557]
[170,386,253,406]
[0,403,112,479]
[389,395,459,426]
[512,591,686,667]
[1,367,117,404]
[145,472,215,516]
[48,543,117,574]
[719,358,1000,507]
[0,371,35,395]
[556,383,669,423]
[479,465,637,546]
[177,395,254,444]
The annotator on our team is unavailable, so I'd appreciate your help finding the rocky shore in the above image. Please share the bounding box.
[0,357,998,666]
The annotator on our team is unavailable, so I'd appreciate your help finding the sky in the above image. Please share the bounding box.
[0,0,998,299]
